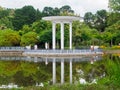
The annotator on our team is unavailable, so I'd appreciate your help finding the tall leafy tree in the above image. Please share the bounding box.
[107,12,120,26]
[0,8,14,29]
[38,30,52,48]
[94,10,107,32]
[12,6,37,30]
[0,17,13,29]
[53,7,60,16]
[84,12,95,28]
[35,9,42,21]
[32,20,51,33]
[42,7,54,16]
[0,29,21,46]
[60,5,74,15]
[103,20,120,46]
[84,10,107,32]
[109,0,120,12]
[108,0,120,26]
[20,32,38,46]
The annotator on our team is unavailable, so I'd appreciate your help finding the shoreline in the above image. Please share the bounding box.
[103,50,120,54]
[0,49,103,57]
[0,49,120,57]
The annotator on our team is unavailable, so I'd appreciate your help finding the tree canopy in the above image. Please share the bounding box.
[0,3,120,48]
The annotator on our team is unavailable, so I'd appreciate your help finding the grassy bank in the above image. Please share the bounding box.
[2,84,119,90]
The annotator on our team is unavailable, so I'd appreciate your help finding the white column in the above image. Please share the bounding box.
[61,22,64,50]
[52,22,56,49]
[53,58,56,84]
[61,59,64,84]
[70,59,72,84]
[69,22,72,50]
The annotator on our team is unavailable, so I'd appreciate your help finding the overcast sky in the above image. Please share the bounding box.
[0,0,108,16]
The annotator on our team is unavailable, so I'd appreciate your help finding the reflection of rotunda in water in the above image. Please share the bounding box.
[0,55,101,84]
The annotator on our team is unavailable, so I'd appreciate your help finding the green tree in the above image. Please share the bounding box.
[94,10,107,32]
[38,30,52,48]
[32,20,51,33]
[60,5,74,16]
[35,9,42,20]
[20,32,38,46]
[84,10,107,32]
[42,7,55,16]
[0,8,14,29]
[0,9,9,18]
[0,17,13,29]
[109,0,120,12]
[107,12,120,26]
[84,12,95,28]
[0,29,21,46]
[103,20,120,46]
[21,25,32,34]
[12,6,37,30]
[72,21,98,47]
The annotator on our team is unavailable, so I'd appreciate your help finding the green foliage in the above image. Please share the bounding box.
[39,30,52,44]
[42,7,55,16]
[105,59,120,87]
[0,17,13,29]
[21,25,32,34]
[12,5,41,30]
[0,9,9,18]
[0,61,52,87]
[0,8,14,30]
[84,10,107,32]
[0,29,20,46]
[32,20,52,33]
[109,0,120,12]
[60,5,74,16]
[42,5,74,16]
[22,84,115,90]
[107,13,120,26]
[111,45,120,49]
[20,32,38,46]
[104,20,120,46]
[84,12,95,28]
[0,4,120,47]
[73,21,99,47]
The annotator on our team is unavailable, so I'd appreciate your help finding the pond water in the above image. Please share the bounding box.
[0,54,120,88]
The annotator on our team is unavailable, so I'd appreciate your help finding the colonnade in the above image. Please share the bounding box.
[52,22,72,50]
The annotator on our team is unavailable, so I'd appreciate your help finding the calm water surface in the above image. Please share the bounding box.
[0,54,119,88]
